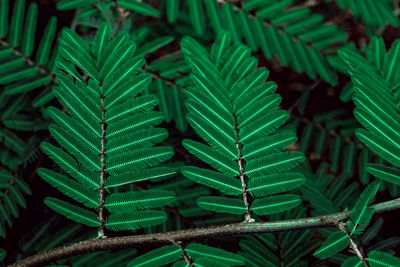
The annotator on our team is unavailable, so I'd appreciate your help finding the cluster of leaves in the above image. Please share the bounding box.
[0,0,400,266]
[38,23,177,232]
[180,32,305,218]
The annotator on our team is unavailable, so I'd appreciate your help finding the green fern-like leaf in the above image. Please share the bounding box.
[37,168,98,209]
[0,169,31,237]
[341,46,400,181]
[251,194,302,215]
[248,172,305,197]
[191,257,231,267]
[340,256,362,267]
[186,243,246,266]
[105,210,167,231]
[127,243,246,267]
[329,0,399,28]
[0,0,57,95]
[366,164,400,186]
[313,231,349,260]
[241,132,297,161]
[196,196,246,215]
[182,166,242,196]
[105,167,176,188]
[105,190,176,212]
[40,142,99,190]
[44,197,99,227]
[126,245,182,267]
[180,31,304,218]
[245,151,305,177]
[38,23,176,231]
[347,181,380,235]
[368,250,400,267]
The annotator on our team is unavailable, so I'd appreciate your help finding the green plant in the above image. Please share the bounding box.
[39,23,177,235]
[180,32,305,220]
[1,0,400,266]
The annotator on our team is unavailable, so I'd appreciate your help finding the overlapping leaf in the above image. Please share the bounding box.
[127,243,246,267]
[0,0,57,95]
[341,41,400,186]
[313,231,349,259]
[0,169,31,237]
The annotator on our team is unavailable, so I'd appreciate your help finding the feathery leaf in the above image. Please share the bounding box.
[251,194,302,215]
[367,164,400,186]
[186,243,246,266]
[182,166,242,196]
[196,196,246,215]
[38,168,98,209]
[44,197,99,227]
[348,181,380,235]
[246,152,305,177]
[248,172,305,197]
[106,210,167,231]
[127,245,181,267]
[313,231,349,259]
[368,250,400,267]
[105,190,176,212]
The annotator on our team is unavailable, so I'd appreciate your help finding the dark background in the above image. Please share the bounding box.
[2,0,400,265]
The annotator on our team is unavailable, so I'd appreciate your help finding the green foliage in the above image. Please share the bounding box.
[326,0,399,28]
[368,250,400,266]
[180,31,305,217]
[44,197,99,227]
[127,243,246,267]
[0,0,54,177]
[313,181,380,261]
[341,40,400,187]
[127,245,181,267]
[0,95,47,170]
[161,0,347,84]
[57,1,347,83]
[185,243,245,266]
[343,250,400,267]
[348,181,380,235]
[38,24,176,231]
[118,0,160,18]
[313,231,349,259]
[0,0,57,95]
[239,208,321,266]
[1,1,400,266]
[0,169,31,238]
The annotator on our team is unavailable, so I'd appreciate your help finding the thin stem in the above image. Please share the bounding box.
[114,2,131,32]
[179,243,193,266]
[12,198,400,267]
[0,39,55,82]
[97,93,107,238]
[233,118,253,222]
[146,68,185,90]
[180,248,193,266]
[169,239,193,266]
[337,222,369,266]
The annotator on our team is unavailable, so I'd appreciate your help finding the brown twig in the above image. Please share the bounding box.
[11,198,400,267]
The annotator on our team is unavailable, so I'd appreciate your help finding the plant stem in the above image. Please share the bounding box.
[233,118,253,223]
[179,244,193,266]
[12,198,400,267]
[0,39,55,81]
[337,222,369,266]
[97,93,106,238]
